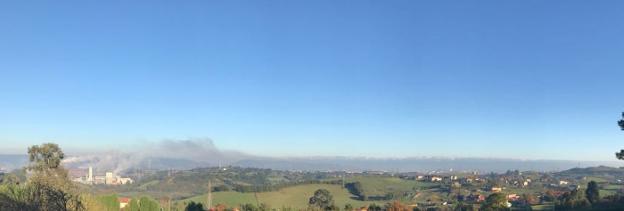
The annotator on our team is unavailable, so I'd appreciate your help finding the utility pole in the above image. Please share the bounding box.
[341,174,345,189]
[254,186,260,207]
[207,180,212,209]
[168,194,172,211]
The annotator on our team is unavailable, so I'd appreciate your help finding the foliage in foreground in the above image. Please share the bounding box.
[0,143,84,211]
[0,143,164,211]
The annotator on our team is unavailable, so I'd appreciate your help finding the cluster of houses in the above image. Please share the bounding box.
[391,169,600,209]
[69,166,133,185]
[402,173,485,186]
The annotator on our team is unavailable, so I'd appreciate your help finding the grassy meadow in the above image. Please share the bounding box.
[179,184,386,209]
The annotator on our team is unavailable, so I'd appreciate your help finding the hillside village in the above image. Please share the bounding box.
[66,165,624,210]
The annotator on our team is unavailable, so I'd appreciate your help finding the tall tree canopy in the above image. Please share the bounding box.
[0,143,85,211]
[128,199,140,211]
[586,181,600,204]
[619,112,624,130]
[308,189,335,210]
[27,143,65,172]
[138,196,160,211]
[185,201,205,211]
[27,143,83,211]
[618,112,624,159]
[557,189,590,209]
[481,193,509,211]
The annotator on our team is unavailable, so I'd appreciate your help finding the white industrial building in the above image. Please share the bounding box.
[72,166,133,185]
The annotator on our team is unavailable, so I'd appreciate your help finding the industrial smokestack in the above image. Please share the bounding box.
[88,166,93,183]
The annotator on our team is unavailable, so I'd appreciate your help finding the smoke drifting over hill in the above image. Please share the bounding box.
[61,138,251,173]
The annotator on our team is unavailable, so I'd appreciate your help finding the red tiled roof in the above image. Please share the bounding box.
[118,197,131,203]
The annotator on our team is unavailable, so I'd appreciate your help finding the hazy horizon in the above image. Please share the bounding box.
[2,139,623,173]
[2,1,624,162]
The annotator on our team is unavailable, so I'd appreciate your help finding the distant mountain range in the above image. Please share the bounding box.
[233,157,623,173]
[1,153,622,173]
[555,165,624,179]
[0,154,28,172]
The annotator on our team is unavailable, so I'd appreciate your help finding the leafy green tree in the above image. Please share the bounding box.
[557,189,590,210]
[481,193,509,211]
[27,143,84,211]
[185,201,205,211]
[139,196,160,211]
[368,203,382,211]
[27,143,65,171]
[308,189,335,210]
[0,143,85,211]
[98,194,119,211]
[586,181,600,204]
[128,198,140,211]
[619,112,624,131]
[345,182,365,200]
[617,112,624,159]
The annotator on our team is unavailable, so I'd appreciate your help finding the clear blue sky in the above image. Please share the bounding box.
[1,0,623,161]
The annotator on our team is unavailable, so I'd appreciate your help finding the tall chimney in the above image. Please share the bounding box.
[88,166,93,183]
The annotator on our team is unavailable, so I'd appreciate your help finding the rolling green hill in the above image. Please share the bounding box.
[97,167,344,199]
[177,184,385,209]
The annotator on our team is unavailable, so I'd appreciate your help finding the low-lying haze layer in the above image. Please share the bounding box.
[1,139,621,173]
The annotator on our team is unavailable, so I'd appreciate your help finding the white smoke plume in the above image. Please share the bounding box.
[56,139,624,173]
[62,138,250,173]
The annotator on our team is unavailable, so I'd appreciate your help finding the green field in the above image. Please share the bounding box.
[176,176,445,209]
[179,184,386,209]
[346,176,438,195]
[583,176,609,183]
[125,168,624,210]
[599,189,617,197]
